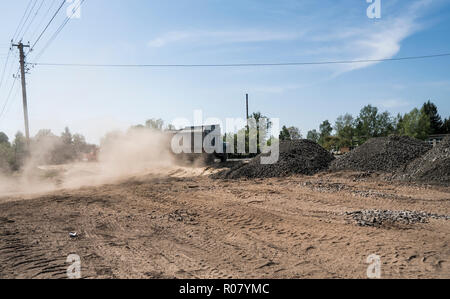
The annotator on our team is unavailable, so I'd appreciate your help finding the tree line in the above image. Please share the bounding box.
[0,127,96,173]
[279,101,449,151]
[1,101,447,173]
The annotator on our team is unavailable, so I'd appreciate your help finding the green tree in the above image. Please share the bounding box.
[334,114,354,147]
[323,136,340,151]
[11,132,27,170]
[227,112,272,156]
[318,120,332,146]
[166,124,176,131]
[131,124,145,130]
[61,127,73,145]
[287,126,302,140]
[307,130,319,143]
[279,126,291,141]
[73,133,88,156]
[354,105,394,144]
[0,132,13,172]
[334,114,353,134]
[394,113,403,134]
[52,127,78,164]
[397,108,431,140]
[13,132,26,154]
[442,118,450,134]
[279,126,302,141]
[0,132,9,145]
[35,129,55,141]
[377,111,395,135]
[250,112,272,152]
[145,119,164,131]
[0,143,13,172]
[422,100,443,134]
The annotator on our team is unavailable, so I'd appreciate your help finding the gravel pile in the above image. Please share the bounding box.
[396,137,450,184]
[345,210,450,227]
[330,136,432,172]
[215,140,334,179]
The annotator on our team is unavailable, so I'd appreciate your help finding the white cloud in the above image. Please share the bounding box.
[337,17,419,73]
[422,80,450,88]
[378,99,411,109]
[146,0,436,76]
[293,0,435,75]
[322,0,433,74]
[250,84,305,94]
[147,31,193,48]
[148,30,303,48]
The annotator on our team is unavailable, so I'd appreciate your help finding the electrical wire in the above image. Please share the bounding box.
[32,0,86,62]
[15,0,39,41]
[12,0,34,41]
[0,48,17,118]
[28,0,57,44]
[0,69,20,121]
[0,48,12,92]
[29,53,450,68]
[0,79,21,125]
[29,0,67,53]
[21,0,46,42]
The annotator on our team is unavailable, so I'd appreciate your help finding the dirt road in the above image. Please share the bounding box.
[0,170,449,279]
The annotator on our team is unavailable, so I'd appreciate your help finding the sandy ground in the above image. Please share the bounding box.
[0,167,449,279]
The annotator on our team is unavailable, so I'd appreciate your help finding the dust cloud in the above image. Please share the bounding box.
[0,128,176,197]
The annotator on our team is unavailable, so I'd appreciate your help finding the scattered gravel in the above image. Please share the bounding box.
[396,136,450,184]
[302,181,350,193]
[167,209,199,225]
[214,140,335,179]
[350,190,389,199]
[345,210,450,227]
[302,181,393,199]
[330,136,432,172]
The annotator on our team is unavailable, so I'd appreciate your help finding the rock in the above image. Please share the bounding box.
[213,140,335,179]
[397,136,450,185]
[330,136,431,173]
[345,210,450,227]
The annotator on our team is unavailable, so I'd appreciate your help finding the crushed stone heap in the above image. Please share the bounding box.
[215,140,334,179]
[397,136,450,184]
[330,136,432,172]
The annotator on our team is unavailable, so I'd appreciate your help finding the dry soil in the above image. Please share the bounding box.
[0,168,449,279]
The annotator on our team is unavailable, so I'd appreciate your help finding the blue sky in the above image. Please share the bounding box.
[0,0,449,143]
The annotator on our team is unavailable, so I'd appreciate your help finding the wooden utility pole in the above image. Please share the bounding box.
[12,42,31,144]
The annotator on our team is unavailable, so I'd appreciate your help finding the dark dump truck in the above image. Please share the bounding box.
[166,124,228,164]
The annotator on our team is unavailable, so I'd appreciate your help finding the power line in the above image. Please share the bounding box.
[33,0,86,62]
[12,0,34,41]
[0,83,21,125]
[5,0,40,110]
[0,47,13,92]
[0,1,48,125]
[21,0,46,42]
[29,0,66,53]
[0,70,20,121]
[28,0,58,44]
[0,48,17,117]
[29,53,450,68]
[15,0,39,41]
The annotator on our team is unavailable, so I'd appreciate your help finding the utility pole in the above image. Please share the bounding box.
[246,93,249,129]
[12,42,31,145]
[245,93,250,154]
